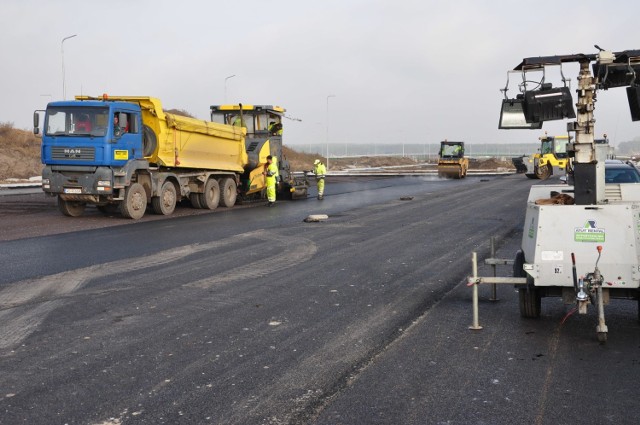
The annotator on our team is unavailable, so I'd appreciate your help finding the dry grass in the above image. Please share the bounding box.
[0,122,42,181]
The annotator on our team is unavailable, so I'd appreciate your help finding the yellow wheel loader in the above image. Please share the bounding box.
[437,141,469,179]
[512,135,570,180]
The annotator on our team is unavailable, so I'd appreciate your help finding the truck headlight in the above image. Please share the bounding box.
[42,179,50,184]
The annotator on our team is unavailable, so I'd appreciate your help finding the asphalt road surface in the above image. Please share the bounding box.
[1,175,639,425]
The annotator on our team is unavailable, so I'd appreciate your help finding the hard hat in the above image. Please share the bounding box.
[314,159,320,164]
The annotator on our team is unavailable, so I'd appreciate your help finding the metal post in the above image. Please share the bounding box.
[489,236,499,301]
[326,95,336,170]
[469,252,483,330]
[61,34,77,100]
[224,74,236,103]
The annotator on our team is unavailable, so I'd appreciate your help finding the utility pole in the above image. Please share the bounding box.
[61,34,77,100]
[224,74,236,103]
[326,95,336,170]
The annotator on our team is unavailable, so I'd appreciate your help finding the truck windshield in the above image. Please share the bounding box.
[45,107,109,137]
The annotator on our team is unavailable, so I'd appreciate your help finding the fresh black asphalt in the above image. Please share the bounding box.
[1,175,638,425]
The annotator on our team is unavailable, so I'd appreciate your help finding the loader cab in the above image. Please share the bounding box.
[539,136,569,159]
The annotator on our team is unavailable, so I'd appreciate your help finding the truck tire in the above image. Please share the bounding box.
[152,180,177,215]
[199,178,220,210]
[58,196,86,217]
[190,193,203,209]
[519,281,541,318]
[525,173,538,179]
[120,182,147,220]
[220,177,237,207]
[142,125,157,157]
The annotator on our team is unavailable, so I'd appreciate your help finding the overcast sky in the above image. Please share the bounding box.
[2,0,640,146]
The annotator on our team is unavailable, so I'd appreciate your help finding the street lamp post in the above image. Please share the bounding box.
[61,34,77,100]
[224,74,236,103]
[326,95,336,170]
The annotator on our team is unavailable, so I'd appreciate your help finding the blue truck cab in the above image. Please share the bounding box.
[35,98,150,216]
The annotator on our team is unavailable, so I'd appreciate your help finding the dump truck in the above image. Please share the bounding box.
[209,104,308,200]
[34,96,306,219]
[437,140,468,178]
[511,135,570,179]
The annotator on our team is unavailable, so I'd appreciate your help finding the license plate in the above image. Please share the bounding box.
[63,188,82,194]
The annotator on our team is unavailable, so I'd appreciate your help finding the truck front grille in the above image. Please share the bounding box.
[52,147,96,161]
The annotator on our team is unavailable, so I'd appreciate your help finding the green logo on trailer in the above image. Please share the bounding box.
[574,219,605,242]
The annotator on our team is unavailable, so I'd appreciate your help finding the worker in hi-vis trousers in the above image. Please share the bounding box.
[264,155,279,206]
[313,159,326,200]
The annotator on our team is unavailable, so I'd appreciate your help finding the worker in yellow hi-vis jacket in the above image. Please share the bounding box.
[264,155,279,206]
[313,159,327,200]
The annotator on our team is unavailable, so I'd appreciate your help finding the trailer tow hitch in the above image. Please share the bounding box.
[571,246,608,343]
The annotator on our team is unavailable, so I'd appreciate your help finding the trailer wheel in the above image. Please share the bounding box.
[58,196,86,217]
[142,125,157,157]
[513,250,526,278]
[220,177,237,207]
[519,282,541,318]
[200,178,220,210]
[152,181,177,215]
[190,193,203,209]
[120,182,147,220]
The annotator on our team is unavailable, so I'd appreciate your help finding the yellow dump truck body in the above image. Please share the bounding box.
[79,96,248,172]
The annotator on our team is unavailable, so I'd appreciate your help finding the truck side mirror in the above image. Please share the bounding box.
[33,111,40,134]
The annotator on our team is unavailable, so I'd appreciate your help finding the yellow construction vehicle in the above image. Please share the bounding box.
[512,135,570,180]
[437,140,469,178]
[209,104,309,200]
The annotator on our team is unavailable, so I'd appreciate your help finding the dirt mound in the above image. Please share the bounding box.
[469,158,513,170]
[282,146,322,172]
[282,146,418,171]
[0,122,42,181]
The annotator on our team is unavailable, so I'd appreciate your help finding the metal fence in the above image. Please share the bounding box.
[290,143,541,161]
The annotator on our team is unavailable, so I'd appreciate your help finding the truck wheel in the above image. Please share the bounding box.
[519,283,541,318]
[220,177,237,207]
[190,193,203,209]
[535,164,552,180]
[152,181,177,215]
[120,182,147,220]
[58,196,86,217]
[142,125,157,157]
[200,178,220,210]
